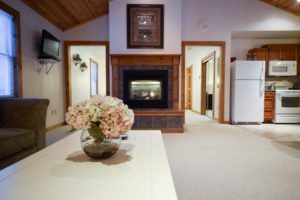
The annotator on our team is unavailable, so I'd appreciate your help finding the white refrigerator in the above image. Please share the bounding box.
[231,61,265,124]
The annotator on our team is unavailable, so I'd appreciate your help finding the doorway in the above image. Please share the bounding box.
[186,66,193,110]
[182,41,225,123]
[64,41,109,110]
[201,51,216,119]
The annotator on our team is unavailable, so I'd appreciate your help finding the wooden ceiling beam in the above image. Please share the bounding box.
[21,0,109,31]
[260,0,300,18]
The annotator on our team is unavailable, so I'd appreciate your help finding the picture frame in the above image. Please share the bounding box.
[127,4,164,49]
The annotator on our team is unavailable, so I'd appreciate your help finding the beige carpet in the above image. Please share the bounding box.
[163,111,300,200]
[238,124,300,150]
[46,111,300,200]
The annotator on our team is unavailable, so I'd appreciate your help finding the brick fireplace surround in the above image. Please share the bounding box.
[111,55,184,133]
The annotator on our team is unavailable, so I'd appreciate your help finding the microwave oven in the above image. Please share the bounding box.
[268,60,297,76]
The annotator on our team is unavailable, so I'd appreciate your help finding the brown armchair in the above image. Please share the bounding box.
[0,98,49,169]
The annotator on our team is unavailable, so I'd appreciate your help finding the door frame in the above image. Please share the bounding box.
[64,41,110,111]
[90,58,99,97]
[182,41,225,123]
[201,51,216,118]
[186,66,193,110]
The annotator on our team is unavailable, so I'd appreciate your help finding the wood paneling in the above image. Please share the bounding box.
[260,0,300,18]
[21,0,108,31]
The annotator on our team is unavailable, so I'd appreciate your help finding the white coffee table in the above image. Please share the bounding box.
[0,130,177,200]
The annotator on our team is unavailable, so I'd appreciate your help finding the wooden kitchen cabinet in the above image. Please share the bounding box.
[247,48,268,61]
[264,91,275,123]
[298,44,300,76]
[262,44,298,61]
[247,44,300,76]
[247,48,269,75]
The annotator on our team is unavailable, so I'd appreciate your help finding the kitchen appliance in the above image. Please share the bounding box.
[274,89,300,123]
[268,60,297,76]
[231,61,265,124]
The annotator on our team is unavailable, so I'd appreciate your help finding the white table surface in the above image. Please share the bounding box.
[0,130,177,200]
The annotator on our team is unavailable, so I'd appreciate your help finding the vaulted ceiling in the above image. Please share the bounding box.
[21,0,300,31]
[21,0,109,31]
[260,0,300,18]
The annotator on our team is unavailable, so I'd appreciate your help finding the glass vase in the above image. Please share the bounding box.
[80,128,121,159]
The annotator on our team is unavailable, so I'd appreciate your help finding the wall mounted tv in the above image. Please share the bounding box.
[38,29,61,62]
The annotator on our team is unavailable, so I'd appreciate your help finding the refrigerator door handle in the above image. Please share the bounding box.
[260,64,265,96]
[260,79,265,97]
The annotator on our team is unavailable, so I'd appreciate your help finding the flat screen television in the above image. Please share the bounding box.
[39,29,61,61]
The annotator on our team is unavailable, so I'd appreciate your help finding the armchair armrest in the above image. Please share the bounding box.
[0,98,50,149]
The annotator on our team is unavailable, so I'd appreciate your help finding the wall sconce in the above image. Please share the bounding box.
[72,54,82,66]
[80,62,88,72]
[73,53,87,72]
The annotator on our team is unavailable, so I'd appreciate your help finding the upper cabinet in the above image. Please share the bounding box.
[247,48,268,61]
[262,44,298,61]
[248,44,300,76]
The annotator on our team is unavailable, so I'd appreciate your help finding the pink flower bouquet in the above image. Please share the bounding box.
[66,95,134,140]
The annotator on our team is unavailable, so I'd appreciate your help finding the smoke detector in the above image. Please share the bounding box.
[199,21,209,31]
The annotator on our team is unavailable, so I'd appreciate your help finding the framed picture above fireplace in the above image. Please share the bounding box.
[127,4,164,49]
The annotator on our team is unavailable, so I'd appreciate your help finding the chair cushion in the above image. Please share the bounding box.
[0,128,36,160]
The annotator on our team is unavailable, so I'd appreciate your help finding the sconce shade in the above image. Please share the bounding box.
[73,54,82,65]
[80,62,88,72]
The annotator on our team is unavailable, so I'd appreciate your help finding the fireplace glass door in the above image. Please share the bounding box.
[130,80,162,101]
[123,69,169,109]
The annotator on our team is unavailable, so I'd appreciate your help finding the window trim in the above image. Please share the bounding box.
[90,58,99,97]
[0,1,22,97]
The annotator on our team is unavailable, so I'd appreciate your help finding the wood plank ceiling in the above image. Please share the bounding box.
[260,0,300,18]
[21,0,109,31]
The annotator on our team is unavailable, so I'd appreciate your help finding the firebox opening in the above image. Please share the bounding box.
[123,70,168,109]
[130,80,162,101]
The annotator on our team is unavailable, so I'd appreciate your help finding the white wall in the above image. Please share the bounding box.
[70,46,106,105]
[6,0,300,124]
[185,46,220,118]
[109,0,182,54]
[2,0,65,127]
[231,38,300,60]
[62,16,109,41]
[182,0,300,121]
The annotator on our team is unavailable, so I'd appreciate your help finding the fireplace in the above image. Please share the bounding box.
[111,55,184,133]
[123,70,168,109]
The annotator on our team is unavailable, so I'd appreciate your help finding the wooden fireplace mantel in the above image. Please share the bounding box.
[111,54,181,110]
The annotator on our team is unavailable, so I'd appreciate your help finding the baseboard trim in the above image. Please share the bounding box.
[222,121,231,124]
[46,122,66,132]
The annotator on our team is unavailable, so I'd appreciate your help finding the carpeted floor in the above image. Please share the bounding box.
[163,111,300,200]
[46,125,74,146]
[46,111,300,200]
[238,124,300,150]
